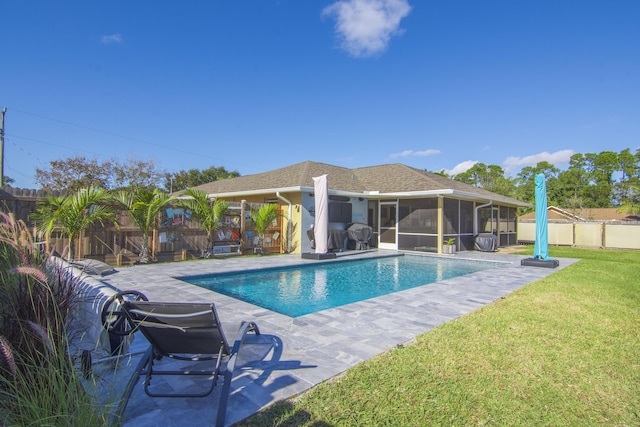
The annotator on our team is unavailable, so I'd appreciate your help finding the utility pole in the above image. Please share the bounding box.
[0,107,6,187]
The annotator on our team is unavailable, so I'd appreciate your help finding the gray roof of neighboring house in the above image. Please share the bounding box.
[188,160,529,207]
[519,206,640,222]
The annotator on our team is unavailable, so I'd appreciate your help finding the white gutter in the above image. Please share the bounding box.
[360,189,531,207]
[276,192,292,253]
[203,186,302,199]
[198,186,530,208]
[474,200,493,235]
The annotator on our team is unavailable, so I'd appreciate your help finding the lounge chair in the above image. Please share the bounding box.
[52,250,117,276]
[110,295,260,427]
[71,258,117,276]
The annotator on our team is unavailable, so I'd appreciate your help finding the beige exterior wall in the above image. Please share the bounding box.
[287,194,303,254]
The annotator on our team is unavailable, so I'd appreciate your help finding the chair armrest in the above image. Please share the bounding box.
[230,321,260,355]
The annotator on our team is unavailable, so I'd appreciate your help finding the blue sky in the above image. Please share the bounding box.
[2,0,639,189]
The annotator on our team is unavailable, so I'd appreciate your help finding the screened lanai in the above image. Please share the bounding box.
[367,197,518,253]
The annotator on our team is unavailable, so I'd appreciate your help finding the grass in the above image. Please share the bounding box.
[237,247,640,426]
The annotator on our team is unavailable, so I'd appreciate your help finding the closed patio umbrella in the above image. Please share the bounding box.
[313,174,329,255]
[521,173,559,268]
[533,173,550,260]
[302,174,336,259]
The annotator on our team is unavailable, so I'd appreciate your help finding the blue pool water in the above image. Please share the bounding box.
[182,255,501,317]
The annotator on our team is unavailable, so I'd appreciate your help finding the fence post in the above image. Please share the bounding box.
[114,232,121,256]
[77,230,83,259]
[151,229,157,260]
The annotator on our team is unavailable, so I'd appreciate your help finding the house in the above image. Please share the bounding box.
[189,161,530,254]
[518,206,640,222]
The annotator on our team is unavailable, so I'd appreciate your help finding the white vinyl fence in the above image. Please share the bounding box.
[517,220,640,250]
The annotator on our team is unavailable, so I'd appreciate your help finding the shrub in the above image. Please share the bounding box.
[0,212,109,425]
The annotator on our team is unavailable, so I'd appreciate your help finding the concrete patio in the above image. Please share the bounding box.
[85,249,578,426]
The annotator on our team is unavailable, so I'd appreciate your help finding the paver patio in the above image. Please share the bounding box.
[87,249,577,426]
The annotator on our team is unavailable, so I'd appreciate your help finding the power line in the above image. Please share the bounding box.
[10,107,173,147]
[5,163,35,181]
[5,136,45,164]
[8,107,267,173]
[6,134,101,161]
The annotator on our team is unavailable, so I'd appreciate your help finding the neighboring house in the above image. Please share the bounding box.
[188,161,530,254]
[519,206,640,222]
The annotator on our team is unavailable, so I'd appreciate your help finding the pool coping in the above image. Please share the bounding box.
[90,249,578,426]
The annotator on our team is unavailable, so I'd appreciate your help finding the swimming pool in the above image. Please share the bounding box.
[182,255,502,317]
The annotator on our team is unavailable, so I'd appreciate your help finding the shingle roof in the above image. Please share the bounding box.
[189,160,527,206]
[519,206,640,221]
[190,161,361,194]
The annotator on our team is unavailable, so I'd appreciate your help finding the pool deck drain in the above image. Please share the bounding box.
[93,250,578,426]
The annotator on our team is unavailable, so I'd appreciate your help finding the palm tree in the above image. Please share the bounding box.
[177,189,228,257]
[33,187,116,260]
[249,203,283,254]
[112,188,174,264]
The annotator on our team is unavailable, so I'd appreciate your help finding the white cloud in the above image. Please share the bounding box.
[447,160,478,176]
[101,33,123,45]
[390,148,440,159]
[503,149,574,170]
[323,0,412,57]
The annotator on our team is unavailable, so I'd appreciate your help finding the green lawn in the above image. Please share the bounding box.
[238,247,640,426]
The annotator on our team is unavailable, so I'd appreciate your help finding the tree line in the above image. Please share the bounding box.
[30,155,239,193]
[450,148,639,214]
[11,149,640,216]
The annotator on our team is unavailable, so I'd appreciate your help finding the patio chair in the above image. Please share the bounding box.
[109,295,260,427]
[70,258,117,276]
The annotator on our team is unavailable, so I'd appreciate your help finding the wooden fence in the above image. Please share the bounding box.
[0,188,284,265]
[52,202,283,265]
